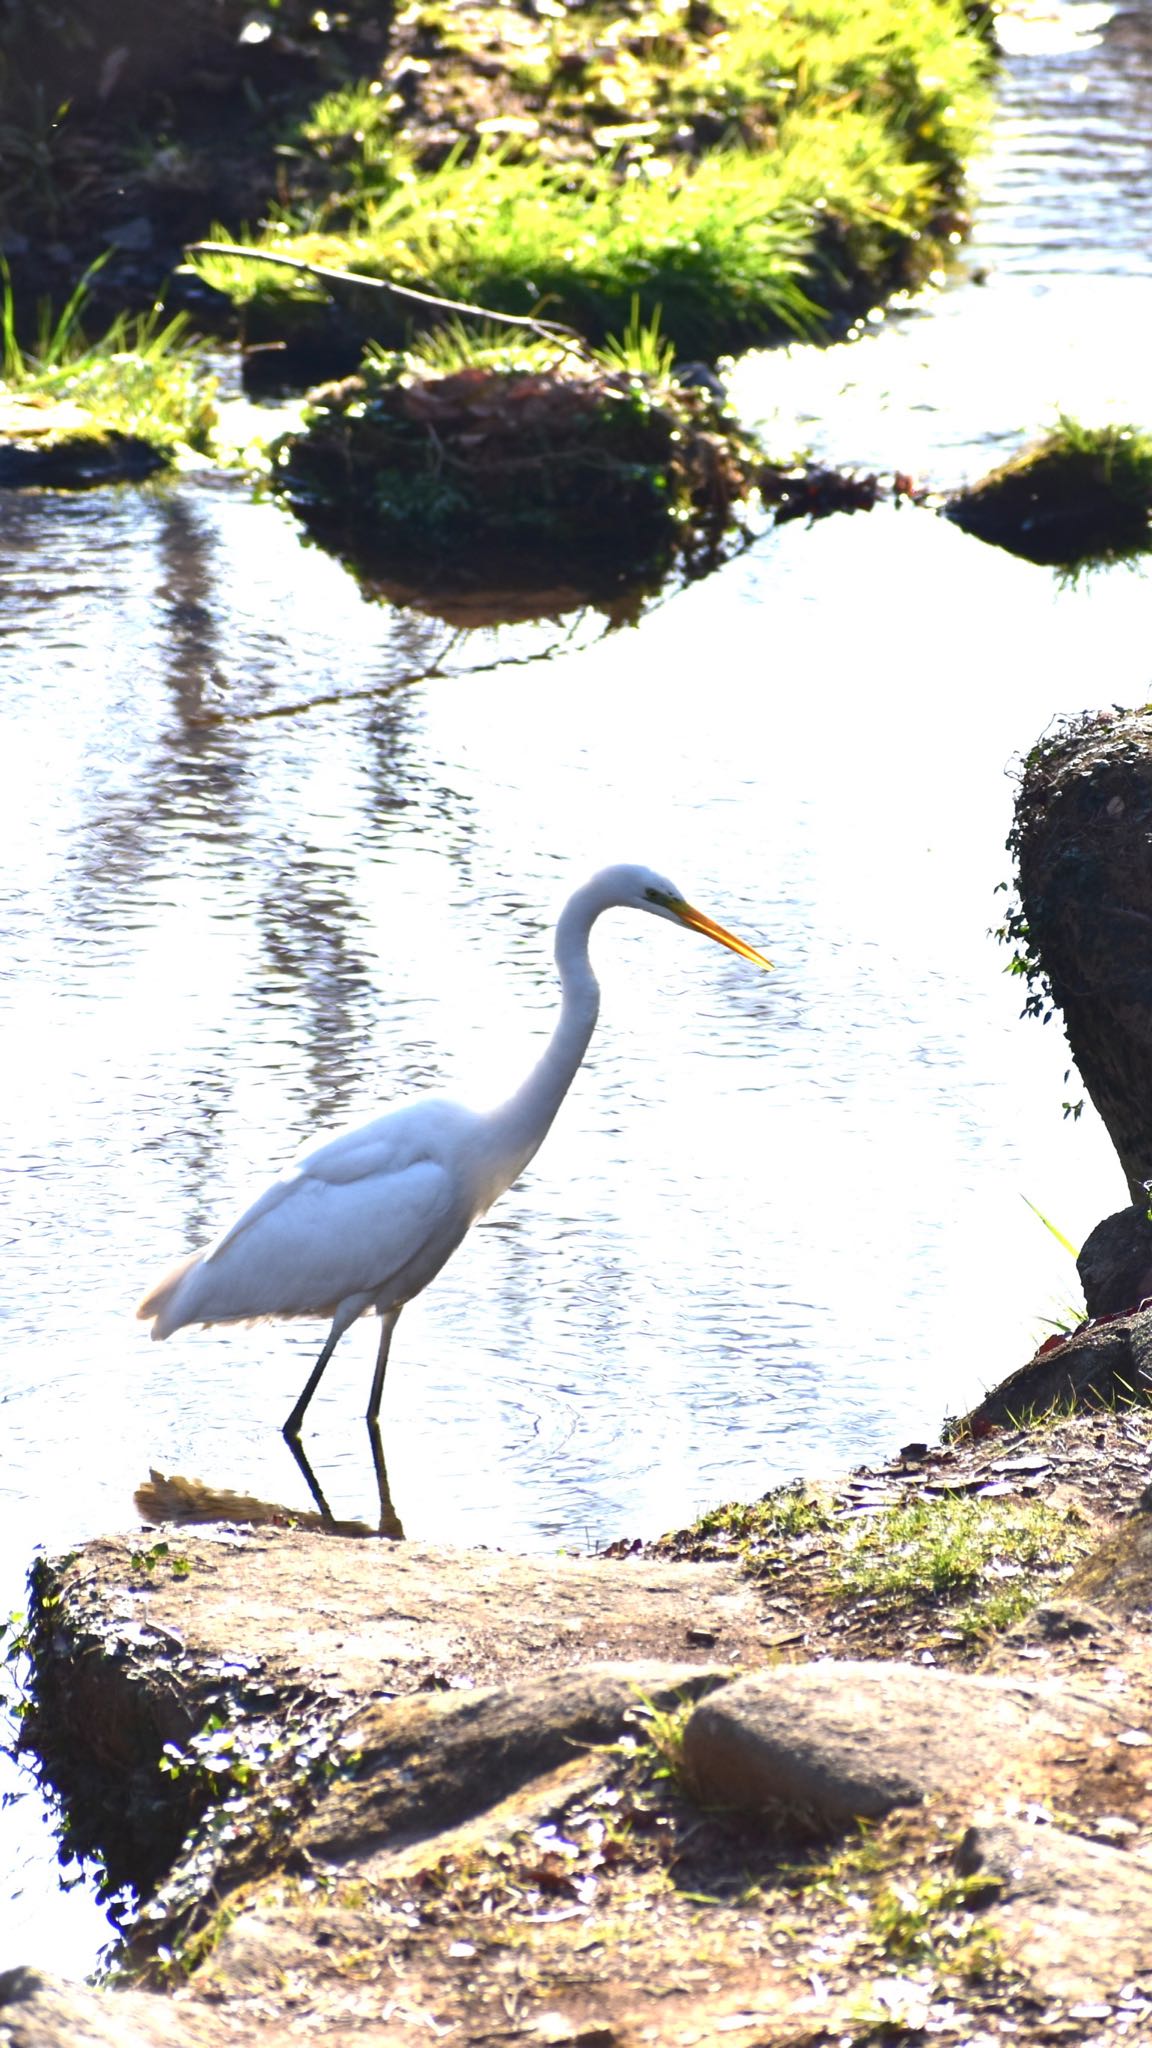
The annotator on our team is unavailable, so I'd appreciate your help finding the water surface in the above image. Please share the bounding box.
[2,0,1150,1971]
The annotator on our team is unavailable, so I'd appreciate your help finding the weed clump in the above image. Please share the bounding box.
[656,1482,834,1567]
[946,417,1152,569]
[272,323,762,576]
[0,263,218,479]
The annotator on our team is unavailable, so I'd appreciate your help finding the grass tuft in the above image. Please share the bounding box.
[833,1492,1093,1634]
[1,261,218,453]
[948,414,1152,569]
[674,1483,834,1564]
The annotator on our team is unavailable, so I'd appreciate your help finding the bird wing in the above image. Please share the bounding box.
[291,1108,448,1186]
[205,1105,461,1262]
[163,1154,466,1331]
[141,1101,484,1336]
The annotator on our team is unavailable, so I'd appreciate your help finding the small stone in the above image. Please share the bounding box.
[686,1626,717,1647]
[1091,1817,1139,1841]
[106,215,154,251]
[988,1456,1053,1476]
[534,2020,615,2046]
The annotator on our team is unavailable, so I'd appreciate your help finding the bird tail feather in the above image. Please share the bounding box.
[136,1250,204,1340]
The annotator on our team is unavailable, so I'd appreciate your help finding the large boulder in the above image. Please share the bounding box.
[1011,707,1152,1202]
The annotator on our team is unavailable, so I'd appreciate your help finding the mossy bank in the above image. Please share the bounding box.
[1,0,993,354]
[191,0,994,370]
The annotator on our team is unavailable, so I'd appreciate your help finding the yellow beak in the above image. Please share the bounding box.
[672,899,773,970]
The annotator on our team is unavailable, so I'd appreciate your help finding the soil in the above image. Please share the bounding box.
[0,0,388,326]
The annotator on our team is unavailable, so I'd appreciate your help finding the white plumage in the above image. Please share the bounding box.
[138,864,771,1531]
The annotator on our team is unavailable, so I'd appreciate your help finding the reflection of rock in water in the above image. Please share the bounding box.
[337,547,668,632]
[290,507,681,629]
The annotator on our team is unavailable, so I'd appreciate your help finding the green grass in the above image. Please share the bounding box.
[866,1869,1008,1984]
[795,1821,1012,2008]
[384,300,678,382]
[1048,412,1152,478]
[662,1483,834,1564]
[376,316,569,379]
[626,1691,699,1793]
[191,0,991,357]
[194,144,821,354]
[1,264,218,453]
[832,1493,1093,1635]
[304,0,989,195]
[949,413,1152,570]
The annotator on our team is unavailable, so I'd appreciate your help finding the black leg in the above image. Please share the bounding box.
[282,1320,347,1526]
[367,1307,400,1430]
[367,1308,404,1540]
[283,1322,343,1443]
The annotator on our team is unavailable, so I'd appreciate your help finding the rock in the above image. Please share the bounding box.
[944,433,1152,566]
[0,397,166,489]
[0,1967,181,2048]
[1008,1597,1120,1643]
[1066,1513,1152,1612]
[298,1664,730,1866]
[956,1818,1152,2001]
[21,1530,769,1904]
[1011,707,1152,1201]
[29,1528,768,1709]
[11,1416,1152,2048]
[680,1662,1111,1825]
[105,216,154,252]
[961,1308,1152,1430]
[1078,1201,1152,1318]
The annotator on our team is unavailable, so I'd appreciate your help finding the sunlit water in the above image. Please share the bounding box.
[3,0,1151,1975]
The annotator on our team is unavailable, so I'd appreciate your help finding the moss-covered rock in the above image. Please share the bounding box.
[0,393,166,486]
[273,351,762,585]
[946,421,1152,568]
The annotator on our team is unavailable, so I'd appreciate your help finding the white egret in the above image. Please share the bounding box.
[137,864,772,1534]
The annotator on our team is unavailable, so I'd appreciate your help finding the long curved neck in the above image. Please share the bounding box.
[487,880,604,1193]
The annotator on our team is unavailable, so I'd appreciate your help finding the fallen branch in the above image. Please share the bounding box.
[184,241,586,351]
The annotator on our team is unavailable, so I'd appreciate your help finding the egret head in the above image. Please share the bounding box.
[614,864,773,970]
